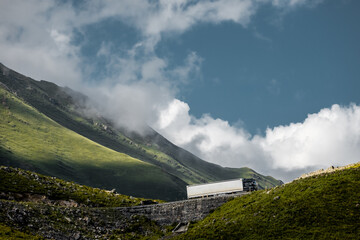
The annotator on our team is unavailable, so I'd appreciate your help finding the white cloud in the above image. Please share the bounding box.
[169,52,203,85]
[142,0,256,37]
[154,102,360,182]
[0,0,324,86]
[0,0,336,182]
[87,81,174,133]
[258,104,360,170]
[271,0,324,8]
[85,41,202,131]
[0,0,81,87]
[50,30,71,54]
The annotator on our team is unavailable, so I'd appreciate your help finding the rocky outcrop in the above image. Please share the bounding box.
[1,200,147,239]
[0,193,247,239]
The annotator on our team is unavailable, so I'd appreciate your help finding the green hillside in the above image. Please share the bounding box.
[0,224,42,240]
[0,166,154,207]
[0,87,185,200]
[1,163,358,239]
[0,63,282,201]
[0,63,217,186]
[224,167,283,191]
[0,166,166,239]
[176,163,360,239]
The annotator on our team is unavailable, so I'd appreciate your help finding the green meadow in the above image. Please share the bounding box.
[0,87,185,200]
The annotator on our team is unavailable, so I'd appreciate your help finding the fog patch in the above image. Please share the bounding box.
[154,101,360,182]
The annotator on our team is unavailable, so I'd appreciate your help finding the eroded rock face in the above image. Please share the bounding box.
[0,194,243,239]
[0,200,134,239]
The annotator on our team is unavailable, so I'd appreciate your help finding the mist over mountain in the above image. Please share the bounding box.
[1,1,359,239]
[0,63,282,200]
[1,1,359,183]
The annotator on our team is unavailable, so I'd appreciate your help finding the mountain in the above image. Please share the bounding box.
[0,63,282,200]
[0,82,185,201]
[1,163,358,239]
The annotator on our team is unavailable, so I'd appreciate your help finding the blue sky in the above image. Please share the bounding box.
[159,0,360,133]
[70,0,360,134]
[1,0,360,181]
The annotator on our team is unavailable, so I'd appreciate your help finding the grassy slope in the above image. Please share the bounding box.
[177,163,360,239]
[134,131,283,189]
[0,224,42,240]
[0,62,281,193]
[0,166,168,239]
[0,65,218,185]
[0,166,151,207]
[224,167,283,189]
[0,87,185,201]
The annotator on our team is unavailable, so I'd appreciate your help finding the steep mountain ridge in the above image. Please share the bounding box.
[0,62,282,200]
[0,86,185,200]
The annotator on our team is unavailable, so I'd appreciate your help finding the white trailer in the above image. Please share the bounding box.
[186,179,244,199]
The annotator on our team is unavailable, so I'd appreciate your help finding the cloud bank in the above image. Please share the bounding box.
[154,101,360,182]
[0,0,323,85]
[2,0,356,183]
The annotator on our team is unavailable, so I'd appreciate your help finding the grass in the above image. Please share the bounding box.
[0,166,169,239]
[0,69,215,185]
[0,166,154,207]
[0,64,282,202]
[176,163,360,239]
[0,224,43,240]
[0,87,185,201]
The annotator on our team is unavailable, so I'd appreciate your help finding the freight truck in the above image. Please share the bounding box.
[186,178,257,199]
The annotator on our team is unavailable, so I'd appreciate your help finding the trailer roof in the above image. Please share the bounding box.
[186,178,243,188]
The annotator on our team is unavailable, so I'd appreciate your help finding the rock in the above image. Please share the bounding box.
[141,200,157,205]
[27,194,47,202]
[0,192,7,199]
[73,232,81,240]
[253,211,260,216]
[0,190,236,239]
[58,199,78,207]
[83,216,90,224]
[14,193,24,200]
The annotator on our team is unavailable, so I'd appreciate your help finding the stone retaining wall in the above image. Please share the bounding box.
[0,193,248,239]
[114,192,248,225]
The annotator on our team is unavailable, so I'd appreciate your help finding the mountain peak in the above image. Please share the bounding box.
[0,63,282,200]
